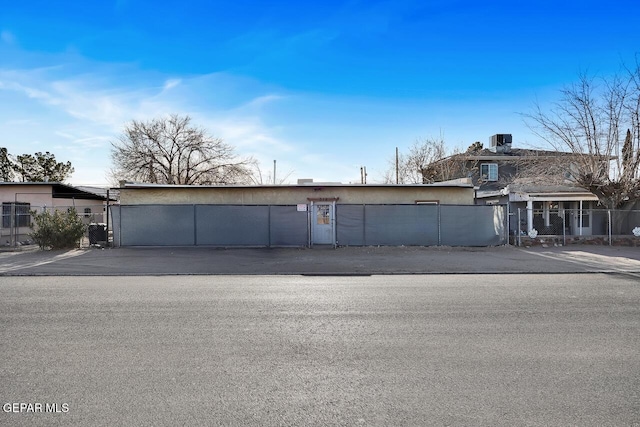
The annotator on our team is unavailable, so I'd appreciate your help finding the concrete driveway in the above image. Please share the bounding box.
[1,245,640,276]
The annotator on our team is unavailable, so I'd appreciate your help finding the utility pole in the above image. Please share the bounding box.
[273,160,276,185]
[359,166,368,184]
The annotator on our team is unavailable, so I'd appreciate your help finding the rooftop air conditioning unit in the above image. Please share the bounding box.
[489,134,512,153]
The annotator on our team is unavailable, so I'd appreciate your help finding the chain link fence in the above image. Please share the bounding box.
[514,208,640,246]
[1,204,108,248]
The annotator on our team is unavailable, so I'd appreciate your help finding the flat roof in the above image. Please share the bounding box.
[117,181,475,190]
[0,182,109,201]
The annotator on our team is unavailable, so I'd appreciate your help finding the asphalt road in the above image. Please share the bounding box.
[1,274,638,426]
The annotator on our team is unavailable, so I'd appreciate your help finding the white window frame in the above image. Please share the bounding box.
[480,163,498,181]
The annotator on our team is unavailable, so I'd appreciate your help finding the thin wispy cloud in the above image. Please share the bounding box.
[242,94,286,109]
[54,131,110,149]
[162,78,181,91]
[0,0,638,186]
[0,55,310,184]
[0,78,55,104]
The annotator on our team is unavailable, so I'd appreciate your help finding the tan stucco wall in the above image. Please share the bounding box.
[119,185,475,205]
[0,185,107,243]
[0,185,52,206]
[0,186,106,211]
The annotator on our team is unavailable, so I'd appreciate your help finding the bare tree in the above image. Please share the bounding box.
[249,161,294,185]
[384,136,458,184]
[111,114,254,185]
[524,60,640,209]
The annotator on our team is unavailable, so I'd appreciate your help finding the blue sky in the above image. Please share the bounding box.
[1,0,638,185]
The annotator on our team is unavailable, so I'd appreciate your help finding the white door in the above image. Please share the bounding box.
[571,201,592,235]
[312,203,334,245]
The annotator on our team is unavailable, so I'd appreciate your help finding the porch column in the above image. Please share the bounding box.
[527,200,534,232]
[579,200,583,236]
[543,202,550,226]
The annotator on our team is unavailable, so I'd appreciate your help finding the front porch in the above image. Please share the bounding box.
[476,183,640,246]
[511,205,640,247]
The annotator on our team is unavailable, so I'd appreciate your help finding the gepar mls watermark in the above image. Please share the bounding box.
[3,403,69,414]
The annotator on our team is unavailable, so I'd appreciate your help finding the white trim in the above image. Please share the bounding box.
[509,192,598,203]
[480,163,498,181]
[475,190,503,198]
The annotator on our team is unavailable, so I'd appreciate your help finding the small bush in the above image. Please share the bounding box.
[30,208,86,250]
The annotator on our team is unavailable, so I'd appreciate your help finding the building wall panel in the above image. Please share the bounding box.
[196,205,269,246]
[364,205,439,246]
[269,206,308,246]
[120,205,195,246]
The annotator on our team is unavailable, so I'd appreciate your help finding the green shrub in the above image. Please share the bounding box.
[30,208,86,250]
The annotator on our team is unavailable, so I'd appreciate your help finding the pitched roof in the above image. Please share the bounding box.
[451,147,616,162]
[454,148,576,160]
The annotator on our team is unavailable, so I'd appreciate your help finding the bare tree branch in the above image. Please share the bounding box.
[523,60,640,209]
[111,114,254,185]
[384,136,464,184]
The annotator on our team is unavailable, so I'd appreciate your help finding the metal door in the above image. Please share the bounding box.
[311,202,335,245]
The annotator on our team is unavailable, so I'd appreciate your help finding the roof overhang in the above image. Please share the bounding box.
[475,184,600,203]
[0,182,108,201]
[117,181,475,190]
[509,192,599,202]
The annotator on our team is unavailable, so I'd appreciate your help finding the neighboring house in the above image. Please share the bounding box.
[424,134,607,237]
[0,182,110,246]
[112,179,507,247]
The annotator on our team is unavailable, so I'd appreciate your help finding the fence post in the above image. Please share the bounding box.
[608,210,612,246]
[504,204,509,246]
[332,201,337,249]
[362,204,366,247]
[504,205,509,245]
[193,205,197,246]
[517,208,521,247]
[106,190,110,247]
[437,204,441,246]
[307,206,311,248]
[10,202,16,247]
[269,205,273,248]
[562,210,566,246]
[118,205,122,247]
